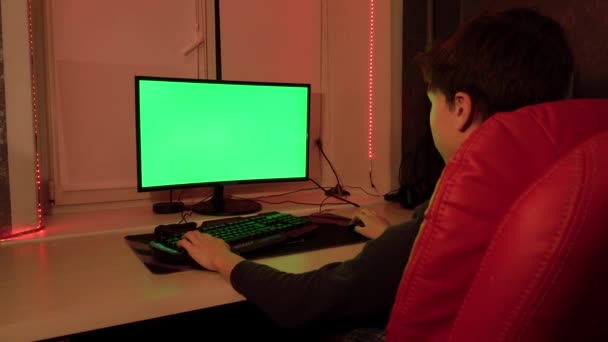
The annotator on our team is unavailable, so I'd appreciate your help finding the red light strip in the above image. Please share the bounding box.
[28,0,44,229]
[367,0,375,160]
[2,0,46,241]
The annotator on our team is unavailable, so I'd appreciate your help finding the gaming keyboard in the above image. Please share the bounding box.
[149,211,318,265]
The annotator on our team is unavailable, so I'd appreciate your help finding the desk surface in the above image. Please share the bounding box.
[0,194,411,341]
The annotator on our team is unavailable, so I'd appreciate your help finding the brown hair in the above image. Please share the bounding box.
[416,7,574,120]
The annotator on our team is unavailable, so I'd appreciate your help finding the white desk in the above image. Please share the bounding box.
[0,193,411,341]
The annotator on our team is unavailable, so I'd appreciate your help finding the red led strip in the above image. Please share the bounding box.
[28,0,44,229]
[367,0,375,160]
[1,0,45,241]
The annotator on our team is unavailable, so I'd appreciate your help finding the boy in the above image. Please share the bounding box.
[177,6,574,334]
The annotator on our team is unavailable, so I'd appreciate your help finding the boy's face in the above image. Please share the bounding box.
[428,89,480,163]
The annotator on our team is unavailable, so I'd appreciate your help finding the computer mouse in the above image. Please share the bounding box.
[308,212,352,226]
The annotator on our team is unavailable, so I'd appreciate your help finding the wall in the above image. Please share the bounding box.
[2,1,405,221]
[210,0,324,197]
[39,0,326,209]
[396,0,608,209]
[397,0,458,208]
[43,0,206,207]
[461,0,608,98]
[324,0,403,194]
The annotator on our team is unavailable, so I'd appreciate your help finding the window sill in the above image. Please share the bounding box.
[2,188,384,246]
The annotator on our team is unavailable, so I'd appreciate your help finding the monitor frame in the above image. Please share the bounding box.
[134,75,312,215]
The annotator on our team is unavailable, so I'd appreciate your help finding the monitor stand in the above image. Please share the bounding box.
[152,190,186,214]
[191,185,262,216]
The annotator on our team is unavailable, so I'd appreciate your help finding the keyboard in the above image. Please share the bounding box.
[149,211,318,265]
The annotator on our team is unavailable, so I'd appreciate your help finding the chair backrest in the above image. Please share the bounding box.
[386,99,608,341]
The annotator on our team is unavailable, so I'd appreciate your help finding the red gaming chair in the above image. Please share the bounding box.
[386,99,608,341]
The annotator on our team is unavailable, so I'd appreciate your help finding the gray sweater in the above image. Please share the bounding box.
[230,201,428,329]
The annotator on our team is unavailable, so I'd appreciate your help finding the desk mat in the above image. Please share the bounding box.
[124,218,368,275]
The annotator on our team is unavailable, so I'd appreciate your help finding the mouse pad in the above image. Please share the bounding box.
[124,220,369,275]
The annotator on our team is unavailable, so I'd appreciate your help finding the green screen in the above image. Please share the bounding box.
[135,77,310,191]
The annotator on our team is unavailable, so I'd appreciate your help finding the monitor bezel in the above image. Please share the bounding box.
[134,75,312,193]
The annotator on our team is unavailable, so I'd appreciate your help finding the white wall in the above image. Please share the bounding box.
[6,0,403,216]
[322,0,402,195]
[215,0,324,185]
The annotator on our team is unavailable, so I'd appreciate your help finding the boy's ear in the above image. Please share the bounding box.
[453,91,474,131]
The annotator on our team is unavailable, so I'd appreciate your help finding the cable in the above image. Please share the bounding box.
[369,159,377,191]
[315,139,339,186]
[315,139,350,197]
[319,3,352,199]
[248,187,320,199]
[343,186,382,197]
[309,177,360,208]
[319,196,331,212]
[253,198,352,207]
[178,209,193,224]
[319,0,330,140]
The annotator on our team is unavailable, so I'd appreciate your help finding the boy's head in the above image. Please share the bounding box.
[416,7,574,162]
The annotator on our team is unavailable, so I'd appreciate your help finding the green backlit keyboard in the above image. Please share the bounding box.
[149,211,318,265]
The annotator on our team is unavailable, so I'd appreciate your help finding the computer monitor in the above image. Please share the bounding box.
[135,76,311,215]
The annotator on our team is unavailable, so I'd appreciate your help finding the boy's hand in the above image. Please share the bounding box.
[177,231,244,280]
[349,208,391,239]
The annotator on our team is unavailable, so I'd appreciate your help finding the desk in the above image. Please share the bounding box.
[0,195,411,341]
